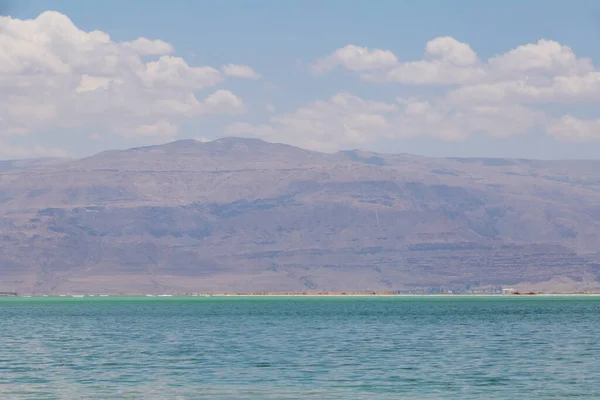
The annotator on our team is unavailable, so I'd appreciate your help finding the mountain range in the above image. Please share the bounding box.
[1,137,600,294]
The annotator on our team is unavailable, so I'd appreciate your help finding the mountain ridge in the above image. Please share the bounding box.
[1,137,600,294]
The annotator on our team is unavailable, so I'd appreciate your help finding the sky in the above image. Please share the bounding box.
[2,0,600,160]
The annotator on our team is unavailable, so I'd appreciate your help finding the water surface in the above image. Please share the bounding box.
[1,296,599,399]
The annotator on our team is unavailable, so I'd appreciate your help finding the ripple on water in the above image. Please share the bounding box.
[0,296,599,399]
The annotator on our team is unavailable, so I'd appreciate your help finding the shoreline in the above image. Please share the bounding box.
[4,292,600,298]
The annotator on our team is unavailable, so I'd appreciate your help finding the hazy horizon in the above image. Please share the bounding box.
[7,136,600,163]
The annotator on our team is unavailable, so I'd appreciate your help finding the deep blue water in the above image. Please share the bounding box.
[1,296,599,399]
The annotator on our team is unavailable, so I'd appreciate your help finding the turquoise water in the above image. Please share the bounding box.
[1,296,599,399]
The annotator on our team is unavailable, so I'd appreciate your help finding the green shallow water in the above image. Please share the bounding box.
[1,296,599,399]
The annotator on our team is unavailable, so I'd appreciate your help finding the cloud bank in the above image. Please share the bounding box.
[0,11,259,157]
[231,37,599,151]
[1,11,598,156]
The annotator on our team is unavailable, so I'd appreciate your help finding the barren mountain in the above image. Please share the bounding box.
[1,137,600,294]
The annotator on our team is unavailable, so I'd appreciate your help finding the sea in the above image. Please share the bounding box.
[1,295,599,399]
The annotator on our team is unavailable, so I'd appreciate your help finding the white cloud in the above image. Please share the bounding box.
[221,64,261,79]
[398,101,545,140]
[110,90,245,139]
[378,37,484,85]
[203,90,246,113]
[226,92,545,151]
[227,93,397,151]
[75,75,121,93]
[374,60,485,85]
[314,38,484,85]
[487,39,593,77]
[311,44,399,74]
[121,37,174,55]
[548,116,600,142]
[4,11,598,150]
[425,37,478,67]
[306,37,600,143]
[141,56,222,90]
[314,38,595,89]
[446,72,600,105]
[0,11,254,140]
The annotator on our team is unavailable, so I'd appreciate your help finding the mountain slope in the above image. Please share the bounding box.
[1,138,600,294]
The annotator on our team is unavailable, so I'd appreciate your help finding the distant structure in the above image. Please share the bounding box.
[0,292,17,296]
[502,288,515,295]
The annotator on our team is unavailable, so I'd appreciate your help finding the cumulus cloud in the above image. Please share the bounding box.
[296,37,600,145]
[227,93,397,151]
[313,38,484,84]
[363,37,485,85]
[425,37,478,67]
[121,37,174,55]
[401,101,545,140]
[313,37,593,89]
[203,90,246,113]
[109,90,245,140]
[226,92,546,151]
[221,64,261,79]
[547,116,600,142]
[0,11,253,141]
[140,56,222,90]
[446,72,600,105]
[311,44,399,74]
[487,39,593,78]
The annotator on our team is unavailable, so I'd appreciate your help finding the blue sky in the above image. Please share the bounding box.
[2,0,600,159]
